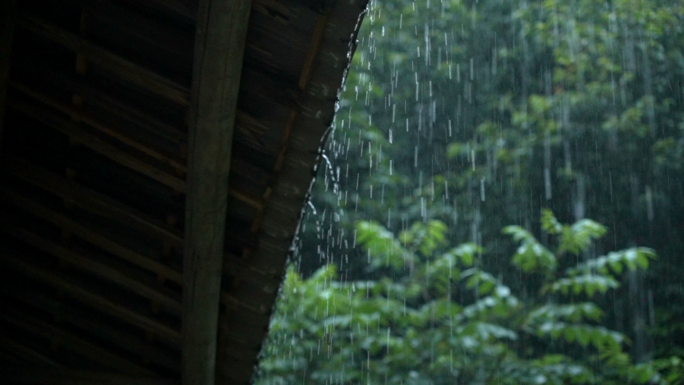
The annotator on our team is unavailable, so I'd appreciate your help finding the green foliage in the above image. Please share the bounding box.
[546,274,620,297]
[282,0,684,379]
[569,248,657,276]
[258,212,681,384]
[504,225,557,275]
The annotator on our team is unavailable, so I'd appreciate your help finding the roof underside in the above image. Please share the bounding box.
[0,0,366,383]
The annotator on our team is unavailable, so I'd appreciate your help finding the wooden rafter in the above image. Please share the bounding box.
[5,290,180,371]
[0,187,184,284]
[0,334,63,369]
[0,223,182,312]
[8,97,187,191]
[0,250,182,345]
[34,66,188,144]
[15,13,190,106]
[9,81,187,173]
[182,0,251,384]
[3,156,184,247]
[0,308,153,374]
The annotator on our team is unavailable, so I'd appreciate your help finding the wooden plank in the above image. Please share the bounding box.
[0,187,183,285]
[2,156,184,247]
[0,308,153,374]
[182,0,251,384]
[139,0,289,23]
[85,85,188,145]
[23,64,187,144]
[0,334,63,368]
[298,13,330,90]
[6,290,180,371]
[8,97,187,191]
[222,253,278,291]
[228,187,262,209]
[0,0,16,151]
[15,13,190,106]
[0,223,182,312]
[10,81,187,172]
[141,0,197,21]
[0,250,182,345]
[219,292,267,315]
[0,370,178,385]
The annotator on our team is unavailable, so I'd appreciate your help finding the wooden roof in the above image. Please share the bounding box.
[0,0,367,383]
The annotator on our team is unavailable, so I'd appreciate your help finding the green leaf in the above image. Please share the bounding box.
[527,303,604,326]
[537,322,626,352]
[356,221,416,270]
[541,209,563,234]
[547,274,619,297]
[505,226,557,274]
[445,242,483,267]
[558,219,607,255]
[462,268,499,295]
[568,248,657,277]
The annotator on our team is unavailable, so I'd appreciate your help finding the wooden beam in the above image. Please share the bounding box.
[0,223,182,312]
[9,81,187,173]
[2,156,184,247]
[0,250,182,345]
[28,65,187,144]
[6,290,180,371]
[139,0,289,24]
[0,334,64,368]
[0,309,153,374]
[298,13,330,91]
[142,0,197,21]
[8,97,187,191]
[0,187,183,285]
[0,0,16,151]
[15,13,190,106]
[182,1,251,384]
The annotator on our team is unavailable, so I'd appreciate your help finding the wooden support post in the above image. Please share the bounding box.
[182,1,251,385]
[0,0,16,151]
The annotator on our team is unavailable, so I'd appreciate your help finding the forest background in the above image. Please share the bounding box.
[256,0,684,383]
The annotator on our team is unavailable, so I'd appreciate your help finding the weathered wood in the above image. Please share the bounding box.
[25,65,187,144]
[0,370,178,385]
[8,98,187,191]
[0,334,63,368]
[141,0,197,21]
[222,253,278,291]
[0,223,182,312]
[0,187,184,285]
[140,0,289,23]
[10,81,187,172]
[15,13,190,106]
[298,13,330,91]
[6,290,180,371]
[0,0,15,151]
[228,187,263,209]
[2,157,184,247]
[0,250,182,345]
[219,292,267,315]
[0,308,154,374]
[182,0,251,384]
